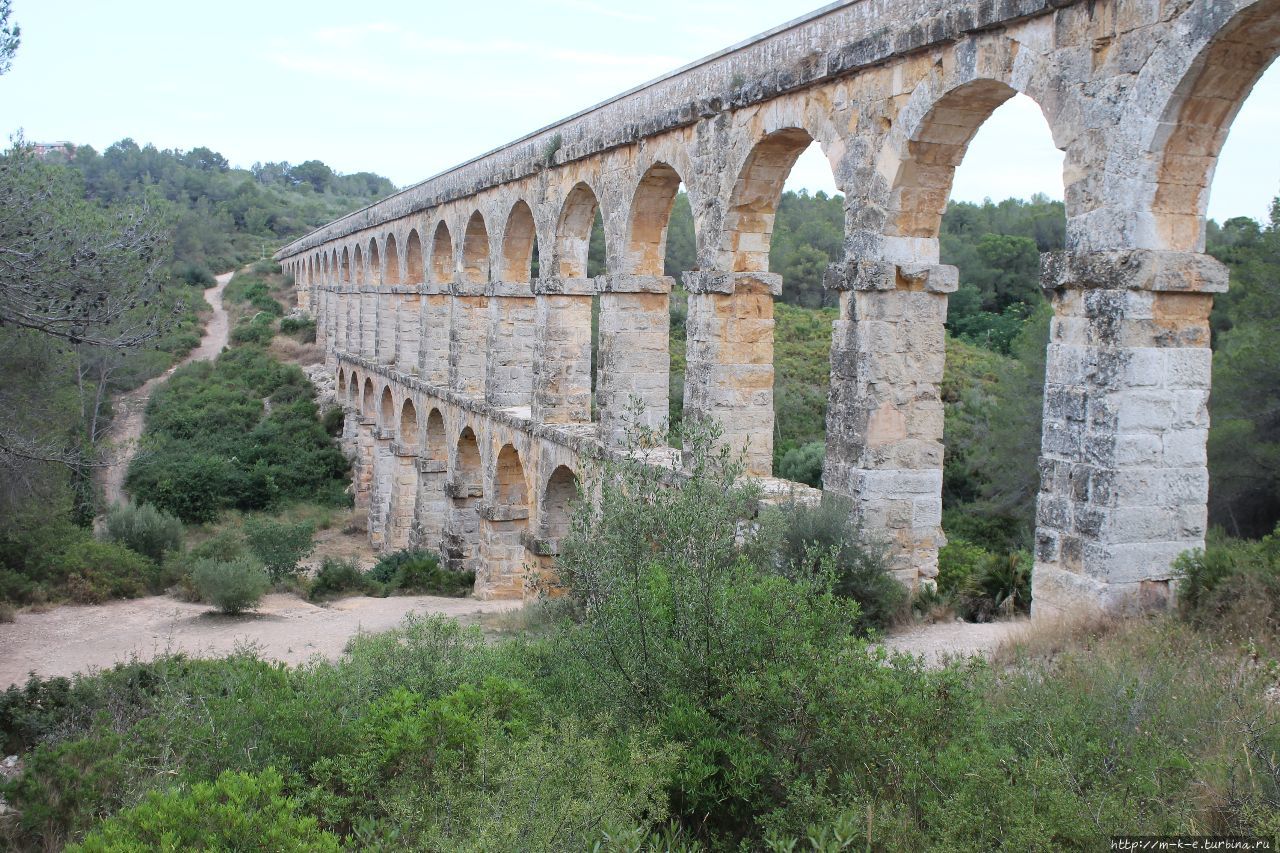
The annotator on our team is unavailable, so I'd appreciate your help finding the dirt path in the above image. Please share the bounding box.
[0,593,519,688]
[880,618,1029,667]
[99,271,234,507]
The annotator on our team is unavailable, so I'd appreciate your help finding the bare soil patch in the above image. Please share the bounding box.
[0,592,518,688]
[879,617,1030,667]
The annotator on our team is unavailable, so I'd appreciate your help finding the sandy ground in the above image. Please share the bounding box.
[99,271,233,507]
[880,617,1029,666]
[0,593,520,688]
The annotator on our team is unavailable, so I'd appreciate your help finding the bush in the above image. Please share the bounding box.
[69,768,341,852]
[192,557,268,614]
[230,314,276,345]
[937,535,992,596]
[776,440,825,488]
[280,315,317,342]
[309,557,369,601]
[173,262,215,287]
[103,502,185,563]
[244,518,315,583]
[955,548,1032,622]
[368,549,473,597]
[1176,524,1280,646]
[56,540,158,604]
[322,406,345,437]
[768,497,906,633]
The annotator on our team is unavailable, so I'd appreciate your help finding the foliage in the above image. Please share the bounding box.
[102,502,184,563]
[368,549,474,597]
[69,769,341,852]
[0,0,19,75]
[243,517,315,583]
[308,557,369,601]
[776,440,825,488]
[229,313,277,345]
[280,315,316,342]
[1206,204,1280,537]
[765,497,906,632]
[1176,524,1280,648]
[125,346,349,523]
[191,557,268,614]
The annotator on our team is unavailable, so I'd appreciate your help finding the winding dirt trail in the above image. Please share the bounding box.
[99,271,233,507]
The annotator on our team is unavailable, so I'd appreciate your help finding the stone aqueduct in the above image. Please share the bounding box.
[277,0,1279,614]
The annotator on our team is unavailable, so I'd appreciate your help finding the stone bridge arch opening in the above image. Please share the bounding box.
[445,426,483,576]
[410,408,450,553]
[405,229,424,284]
[479,444,531,598]
[384,234,401,285]
[385,398,419,549]
[487,200,539,410]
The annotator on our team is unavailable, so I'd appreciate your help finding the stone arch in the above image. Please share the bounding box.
[337,368,347,400]
[368,238,381,285]
[493,444,528,508]
[384,233,401,285]
[378,385,394,428]
[624,161,685,276]
[405,228,425,284]
[454,425,481,483]
[500,199,537,283]
[353,244,365,286]
[1140,0,1280,252]
[340,247,350,283]
[884,79,1027,246]
[399,398,418,446]
[430,221,453,284]
[425,408,446,460]
[541,464,578,543]
[555,182,601,278]
[361,377,375,416]
[721,127,817,273]
[462,210,491,284]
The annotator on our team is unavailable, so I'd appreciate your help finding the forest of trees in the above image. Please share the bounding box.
[0,135,395,592]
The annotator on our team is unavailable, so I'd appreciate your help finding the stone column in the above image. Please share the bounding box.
[597,275,673,447]
[822,260,956,588]
[681,272,777,476]
[334,292,348,351]
[1031,250,1225,617]
[315,289,329,350]
[368,425,395,548]
[449,281,489,396]
[532,277,594,424]
[376,291,399,365]
[443,477,483,575]
[396,290,421,373]
[478,503,531,600]
[410,458,449,552]
[419,284,452,386]
[360,290,378,361]
[485,282,537,410]
[388,441,419,550]
[353,416,376,514]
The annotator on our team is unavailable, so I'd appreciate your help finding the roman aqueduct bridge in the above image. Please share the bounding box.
[277,0,1279,614]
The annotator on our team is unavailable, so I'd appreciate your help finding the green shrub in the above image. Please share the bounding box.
[280,315,317,342]
[55,540,157,603]
[368,549,473,596]
[192,557,268,614]
[322,406,345,437]
[126,347,349,521]
[956,549,1032,622]
[309,557,369,601]
[768,497,906,633]
[244,518,315,583]
[173,262,215,287]
[936,535,992,596]
[1176,524,1280,645]
[230,315,276,345]
[103,502,185,563]
[69,768,341,852]
[776,440,824,488]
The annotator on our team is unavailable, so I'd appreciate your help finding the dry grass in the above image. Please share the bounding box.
[990,609,1124,669]
[269,335,322,366]
[0,601,14,623]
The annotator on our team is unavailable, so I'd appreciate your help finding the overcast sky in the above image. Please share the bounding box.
[4,1,1277,223]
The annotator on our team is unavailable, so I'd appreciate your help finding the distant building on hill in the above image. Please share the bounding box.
[32,141,75,161]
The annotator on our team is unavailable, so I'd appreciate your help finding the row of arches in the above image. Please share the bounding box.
[336,365,581,598]
[280,0,1280,616]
